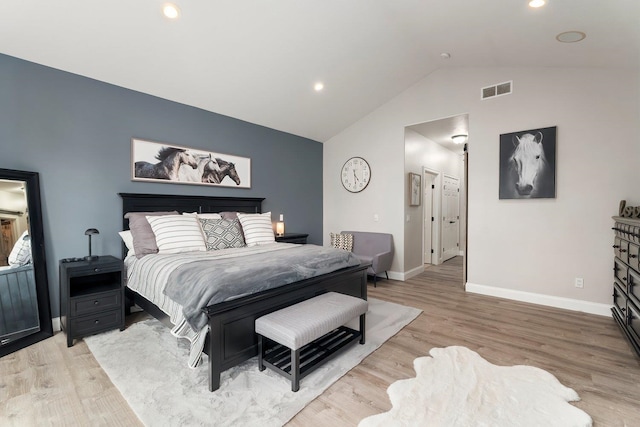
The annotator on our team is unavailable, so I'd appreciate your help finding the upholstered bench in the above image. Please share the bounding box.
[255,292,368,392]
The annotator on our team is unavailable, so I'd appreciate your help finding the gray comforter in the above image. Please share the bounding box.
[163,245,361,331]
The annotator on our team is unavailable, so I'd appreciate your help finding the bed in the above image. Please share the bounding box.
[119,193,368,391]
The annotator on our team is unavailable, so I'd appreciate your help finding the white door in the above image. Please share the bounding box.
[441,175,460,262]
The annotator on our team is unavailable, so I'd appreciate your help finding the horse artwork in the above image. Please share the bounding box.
[178,155,242,186]
[499,126,556,199]
[134,147,198,181]
[178,154,220,183]
[202,158,241,185]
[132,138,251,188]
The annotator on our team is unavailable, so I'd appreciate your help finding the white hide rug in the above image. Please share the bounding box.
[358,346,593,427]
[85,298,421,427]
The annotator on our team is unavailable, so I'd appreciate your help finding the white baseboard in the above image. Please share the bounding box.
[465,282,612,317]
[384,266,421,282]
[52,317,61,332]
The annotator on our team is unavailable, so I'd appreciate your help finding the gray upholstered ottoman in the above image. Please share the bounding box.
[255,292,368,392]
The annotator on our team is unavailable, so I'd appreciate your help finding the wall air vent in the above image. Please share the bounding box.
[481,80,512,100]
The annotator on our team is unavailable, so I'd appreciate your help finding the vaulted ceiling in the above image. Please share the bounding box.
[1,1,638,142]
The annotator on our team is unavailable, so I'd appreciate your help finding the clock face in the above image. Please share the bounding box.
[341,157,371,193]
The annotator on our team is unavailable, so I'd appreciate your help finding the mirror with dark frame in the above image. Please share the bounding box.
[0,168,52,357]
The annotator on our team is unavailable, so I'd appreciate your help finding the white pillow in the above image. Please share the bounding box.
[236,212,275,246]
[198,213,223,220]
[118,230,136,256]
[146,215,206,254]
[182,212,223,220]
[8,231,31,266]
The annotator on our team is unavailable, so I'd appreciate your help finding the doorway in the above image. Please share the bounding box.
[1,218,16,266]
[404,113,468,286]
[442,174,460,262]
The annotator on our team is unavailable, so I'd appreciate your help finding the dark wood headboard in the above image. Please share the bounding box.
[119,193,264,256]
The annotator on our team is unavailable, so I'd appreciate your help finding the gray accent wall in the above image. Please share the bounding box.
[0,53,323,317]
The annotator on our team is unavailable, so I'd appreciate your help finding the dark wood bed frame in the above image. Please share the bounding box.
[119,193,368,391]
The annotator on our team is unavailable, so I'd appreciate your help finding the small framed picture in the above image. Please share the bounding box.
[409,173,421,206]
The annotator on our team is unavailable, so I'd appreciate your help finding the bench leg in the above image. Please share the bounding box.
[359,313,366,345]
[291,348,300,392]
[258,335,265,371]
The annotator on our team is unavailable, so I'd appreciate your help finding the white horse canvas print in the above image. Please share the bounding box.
[131,138,251,189]
[499,126,556,199]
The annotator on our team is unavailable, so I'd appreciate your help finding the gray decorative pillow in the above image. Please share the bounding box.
[330,232,353,251]
[219,211,239,220]
[124,211,178,258]
[199,218,245,250]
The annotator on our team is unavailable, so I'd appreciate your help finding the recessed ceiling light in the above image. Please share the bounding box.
[556,31,586,43]
[529,0,545,7]
[163,3,181,19]
[440,52,451,60]
[314,82,324,92]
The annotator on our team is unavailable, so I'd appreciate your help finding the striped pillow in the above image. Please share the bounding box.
[237,212,275,246]
[146,215,206,254]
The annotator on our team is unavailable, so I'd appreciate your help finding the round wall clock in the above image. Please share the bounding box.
[341,157,371,193]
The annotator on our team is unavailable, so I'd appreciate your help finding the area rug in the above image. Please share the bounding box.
[358,346,592,427]
[85,298,421,427]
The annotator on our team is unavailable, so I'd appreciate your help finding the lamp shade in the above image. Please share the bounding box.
[85,228,100,261]
[276,222,285,236]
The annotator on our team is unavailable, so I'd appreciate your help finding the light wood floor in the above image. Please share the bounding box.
[2,257,639,426]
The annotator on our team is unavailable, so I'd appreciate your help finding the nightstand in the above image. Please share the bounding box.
[59,255,124,347]
[275,233,309,244]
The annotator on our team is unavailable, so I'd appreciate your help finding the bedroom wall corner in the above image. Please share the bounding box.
[0,53,324,316]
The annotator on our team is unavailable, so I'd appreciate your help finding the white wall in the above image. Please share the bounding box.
[404,129,463,274]
[324,66,639,308]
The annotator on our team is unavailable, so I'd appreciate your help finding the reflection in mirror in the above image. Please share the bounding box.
[0,169,52,357]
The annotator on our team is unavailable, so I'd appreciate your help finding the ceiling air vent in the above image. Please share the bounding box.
[481,81,512,100]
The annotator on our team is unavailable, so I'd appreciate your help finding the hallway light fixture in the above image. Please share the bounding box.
[451,134,468,144]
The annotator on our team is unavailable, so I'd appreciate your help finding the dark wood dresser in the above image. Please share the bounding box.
[612,216,640,356]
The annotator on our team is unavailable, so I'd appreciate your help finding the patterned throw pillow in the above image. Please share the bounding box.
[146,215,206,254]
[199,218,245,250]
[237,212,275,246]
[330,232,353,251]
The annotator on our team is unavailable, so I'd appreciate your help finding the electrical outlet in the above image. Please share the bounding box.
[373,214,379,222]
[575,278,584,288]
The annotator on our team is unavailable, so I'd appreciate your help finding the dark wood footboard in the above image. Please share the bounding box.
[125,263,367,392]
[203,263,368,391]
